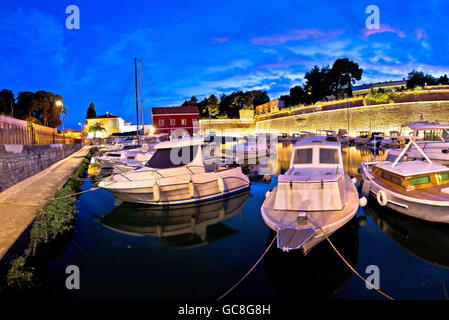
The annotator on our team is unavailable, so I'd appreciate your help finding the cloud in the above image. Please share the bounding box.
[212,37,230,43]
[250,29,344,46]
[360,24,406,40]
[414,28,427,40]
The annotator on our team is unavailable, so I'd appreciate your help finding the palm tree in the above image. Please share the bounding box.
[86,122,106,139]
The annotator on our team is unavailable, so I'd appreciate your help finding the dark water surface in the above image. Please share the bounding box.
[5,144,449,300]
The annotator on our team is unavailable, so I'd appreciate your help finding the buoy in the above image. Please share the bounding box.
[217,176,225,194]
[359,196,367,207]
[357,216,367,227]
[188,182,195,198]
[376,190,388,206]
[263,174,272,184]
[265,191,271,199]
[351,177,357,184]
[153,183,160,202]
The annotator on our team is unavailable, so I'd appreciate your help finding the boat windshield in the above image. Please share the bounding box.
[145,146,199,169]
[293,148,313,164]
[319,148,339,164]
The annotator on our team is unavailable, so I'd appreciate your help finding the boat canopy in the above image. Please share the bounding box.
[404,122,449,131]
[291,136,343,169]
[375,161,449,177]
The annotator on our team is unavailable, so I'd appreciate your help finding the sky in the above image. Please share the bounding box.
[1,0,449,129]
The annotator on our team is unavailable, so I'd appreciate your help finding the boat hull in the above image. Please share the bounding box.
[361,163,449,223]
[261,176,359,254]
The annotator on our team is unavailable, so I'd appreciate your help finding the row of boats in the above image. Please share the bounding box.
[92,120,449,254]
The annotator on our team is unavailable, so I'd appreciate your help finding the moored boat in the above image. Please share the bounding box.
[98,137,250,205]
[361,136,449,223]
[261,136,361,254]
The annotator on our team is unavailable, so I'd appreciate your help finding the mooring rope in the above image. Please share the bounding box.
[49,187,100,200]
[308,216,395,300]
[217,234,277,301]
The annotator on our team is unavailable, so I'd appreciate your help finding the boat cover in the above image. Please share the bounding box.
[277,228,316,250]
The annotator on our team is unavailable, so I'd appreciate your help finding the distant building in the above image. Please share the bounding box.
[85,112,153,138]
[152,106,200,136]
[255,100,284,115]
[353,80,407,95]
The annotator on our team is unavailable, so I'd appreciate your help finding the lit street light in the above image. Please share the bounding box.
[55,100,66,143]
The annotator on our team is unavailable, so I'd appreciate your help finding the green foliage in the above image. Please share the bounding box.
[86,122,106,138]
[86,102,97,119]
[6,256,33,288]
[406,70,436,89]
[0,89,14,116]
[363,89,405,106]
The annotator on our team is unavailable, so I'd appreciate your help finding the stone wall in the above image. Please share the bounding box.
[199,119,256,137]
[0,144,82,192]
[255,101,449,136]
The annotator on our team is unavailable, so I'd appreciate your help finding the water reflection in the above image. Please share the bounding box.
[364,203,449,269]
[98,191,249,248]
[263,218,359,299]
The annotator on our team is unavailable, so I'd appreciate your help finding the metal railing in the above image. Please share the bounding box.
[0,115,81,145]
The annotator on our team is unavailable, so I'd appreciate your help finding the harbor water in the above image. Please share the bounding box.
[4,143,449,300]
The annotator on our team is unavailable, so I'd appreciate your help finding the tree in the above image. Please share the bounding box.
[86,122,106,138]
[15,91,38,121]
[250,90,270,107]
[206,94,220,117]
[86,102,97,119]
[0,89,14,116]
[304,66,332,103]
[406,70,436,89]
[33,91,62,128]
[438,75,449,85]
[181,96,198,106]
[328,58,363,99]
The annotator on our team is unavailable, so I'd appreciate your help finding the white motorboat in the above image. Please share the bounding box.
[354,131,371,145]
[367,132,385,148]
[227,137,274,161]
[380,131,404,148]
[98,137,250,205]
[388,121,449,165]
[261,136,361,254]
[96,144,154,169]
[316,129,338,142]
[361,136,449,223]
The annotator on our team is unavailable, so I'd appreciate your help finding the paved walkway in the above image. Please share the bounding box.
[0,146,90,263]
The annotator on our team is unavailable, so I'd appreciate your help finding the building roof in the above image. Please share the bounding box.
[87,113,120,119]
[152,106,199,115]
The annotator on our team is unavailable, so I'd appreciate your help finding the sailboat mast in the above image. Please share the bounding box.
[134,57,140,146]
[139,59,145,134]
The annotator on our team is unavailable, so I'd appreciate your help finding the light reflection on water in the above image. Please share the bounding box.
[4,142,449,300]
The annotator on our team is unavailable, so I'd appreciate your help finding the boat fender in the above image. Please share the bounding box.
[351,177,357,184]
[359,196,367,207]
[376,190,388,206]
[265,191,271,199]
[153,183,160,202]
[141,143,149,153]
[188,182,195,198]
[217,176,225,194]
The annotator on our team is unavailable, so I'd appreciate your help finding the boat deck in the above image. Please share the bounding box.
[373,175,449,202]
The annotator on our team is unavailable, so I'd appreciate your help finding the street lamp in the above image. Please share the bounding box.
[55,100,66,143]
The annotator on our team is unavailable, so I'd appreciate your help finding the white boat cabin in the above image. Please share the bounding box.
[274,136,346,212]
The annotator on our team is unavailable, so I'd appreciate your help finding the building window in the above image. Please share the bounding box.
[170,119,176,126]
[159,119,164,126]
[181,119,187,125]
[108,120,113,128]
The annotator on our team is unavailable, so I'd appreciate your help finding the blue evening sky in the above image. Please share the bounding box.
[1,0,448,129]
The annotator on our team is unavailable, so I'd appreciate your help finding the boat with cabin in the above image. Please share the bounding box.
[98,137,250,205]
[361,136,449,223]
[388,121,449,165]
[354,131,371,145]
[261,136,361,254]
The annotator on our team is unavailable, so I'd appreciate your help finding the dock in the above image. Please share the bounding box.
[0,147,90,269]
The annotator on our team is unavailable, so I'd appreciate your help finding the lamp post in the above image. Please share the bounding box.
[55,100,66,143]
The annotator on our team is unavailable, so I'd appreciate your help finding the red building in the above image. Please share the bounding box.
[152,106,200,136]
